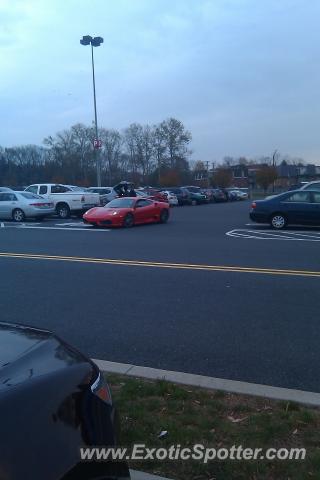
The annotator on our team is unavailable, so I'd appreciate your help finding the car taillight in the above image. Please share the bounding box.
[251,202,256,209]
[91,372,112,405]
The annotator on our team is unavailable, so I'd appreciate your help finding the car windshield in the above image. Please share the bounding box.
[106,198,135,208]
[186,187,201,193]
[20,192,43,199]
[136,191,148,197]
[67,186,86,192]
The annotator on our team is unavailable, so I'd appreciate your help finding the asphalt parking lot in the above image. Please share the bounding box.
[1,201,320,392]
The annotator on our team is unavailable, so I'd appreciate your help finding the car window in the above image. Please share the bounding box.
[312,192,320,203]
[51,185,69,193]
[304,183,320,190]
[67,186,85,191]
[20,192,43,199]
[107,198,135,208]
[0,193,16,201]
[25,185,38,194]
[136,199,152,208]
[186,187,200,193]
[39,185,48,194]
[285,192,311,203]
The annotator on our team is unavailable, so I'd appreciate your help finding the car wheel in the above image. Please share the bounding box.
[12,208,25,222]
[56,203,70,219]
[159,209,169,223]
[123,213,134,228]
[270,213,287,229]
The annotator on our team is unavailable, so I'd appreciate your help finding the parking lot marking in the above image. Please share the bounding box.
[227,229,320,241]
[56,222,84,226]
[0,223,4,228]
[17,226,110,232]
[0,252,320,278]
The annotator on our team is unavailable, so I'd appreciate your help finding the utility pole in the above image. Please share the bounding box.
[205,161,210,187]
[272,149,278,192]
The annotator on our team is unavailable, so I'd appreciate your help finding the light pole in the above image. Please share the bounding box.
[80,35,104,186]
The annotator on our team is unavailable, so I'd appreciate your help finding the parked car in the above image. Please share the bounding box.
[228,189,249,200]
[212,188,228,202]
[24,184,100,219]
[165,187,192,206]
[300,181,320,191]
[139,188,168,203]
[84,197,170,228]
[160,190,179,206]
[205,188,227,202]
[86,187,118,205]
[0,322,130,480]
[250,189,320,229]
[222,188,238,201]
[183,186,208,205]
[0,187,13,192]
[0,191,55,221]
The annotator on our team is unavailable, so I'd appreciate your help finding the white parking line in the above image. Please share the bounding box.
[227,229,320,241]
[56,222,84,226]
[18,226,110,232]
[0,223,4,228]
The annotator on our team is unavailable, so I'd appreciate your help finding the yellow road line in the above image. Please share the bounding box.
[0,252,319,278]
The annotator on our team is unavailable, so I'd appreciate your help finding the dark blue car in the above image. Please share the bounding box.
[250,190,320,229]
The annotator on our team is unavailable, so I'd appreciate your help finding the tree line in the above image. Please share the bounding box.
[0,118,307,190]
[0,118,193,187]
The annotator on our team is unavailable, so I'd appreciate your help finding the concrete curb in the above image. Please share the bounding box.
[93,358,320,407]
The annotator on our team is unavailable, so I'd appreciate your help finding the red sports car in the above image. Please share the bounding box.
[83,197,170,228]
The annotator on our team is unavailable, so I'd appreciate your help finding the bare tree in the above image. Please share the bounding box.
[212,167,233,188]
[256,166,278,193]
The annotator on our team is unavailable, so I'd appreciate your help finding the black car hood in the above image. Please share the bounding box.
[0,322,90,391]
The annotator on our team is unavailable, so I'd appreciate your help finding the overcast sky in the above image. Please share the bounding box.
[1,0,320,163]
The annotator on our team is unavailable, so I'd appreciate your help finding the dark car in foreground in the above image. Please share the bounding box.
[250,190,320,229]
[0,322,130,480]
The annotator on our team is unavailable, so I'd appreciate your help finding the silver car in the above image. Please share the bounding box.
[86,187,118,205]
[0,191,55,221]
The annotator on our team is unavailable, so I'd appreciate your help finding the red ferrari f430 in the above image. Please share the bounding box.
[83,197,170,228]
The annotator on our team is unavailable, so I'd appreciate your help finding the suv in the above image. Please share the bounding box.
[165,187,192,206]
[86,187,118,205]
[183,186,208,205]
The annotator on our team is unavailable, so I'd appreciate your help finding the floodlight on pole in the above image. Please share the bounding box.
[80,35,104,186]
